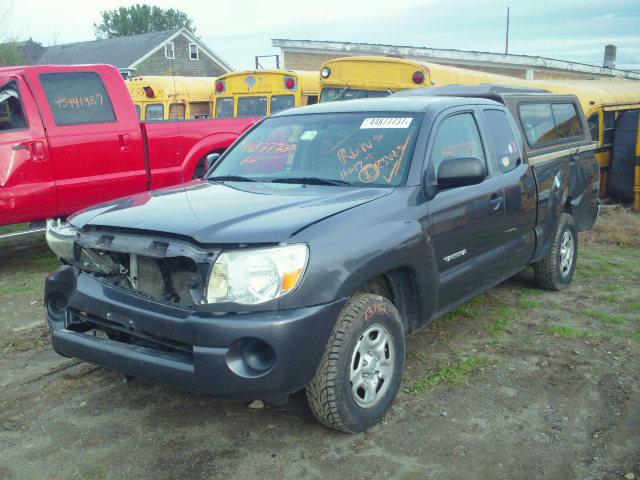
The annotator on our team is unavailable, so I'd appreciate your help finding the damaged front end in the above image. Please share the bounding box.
[46,220,216,309]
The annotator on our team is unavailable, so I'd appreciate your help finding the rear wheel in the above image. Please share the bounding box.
[534,212,578,290]
[306,293,405,433]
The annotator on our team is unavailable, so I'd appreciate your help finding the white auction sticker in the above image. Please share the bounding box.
[360,117,413,129]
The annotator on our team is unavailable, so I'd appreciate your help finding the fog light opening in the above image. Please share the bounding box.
[46,293,67,322]
[241,338,276,373]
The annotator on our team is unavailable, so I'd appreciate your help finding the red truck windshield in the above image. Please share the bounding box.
[211,113,421,187]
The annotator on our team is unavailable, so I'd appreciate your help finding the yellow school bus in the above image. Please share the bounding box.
[127,76,216,120]
[318,56,513,102]
[212,69,320,118]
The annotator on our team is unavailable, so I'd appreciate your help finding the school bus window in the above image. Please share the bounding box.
[603,111,615,145]
[134,104,141,120]
[304,95,318,106]
[238,96,267,117]
[270,94,295,114]
[551,103,582,139]
[169,103,186,120]
[145,103,164,121]
[189,102,210,118]
[587,113,600,142]
[216,97,234,118]
[320,87,391,103]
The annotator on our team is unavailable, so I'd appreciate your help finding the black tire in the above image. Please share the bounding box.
[306,293,405,433]
[533,212,578,291]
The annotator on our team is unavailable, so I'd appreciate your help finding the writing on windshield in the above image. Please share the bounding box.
[212,113,420,187]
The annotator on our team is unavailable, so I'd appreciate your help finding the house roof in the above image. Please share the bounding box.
[272,39,640,80]
[38,29,182,68]
[36,28,233,72]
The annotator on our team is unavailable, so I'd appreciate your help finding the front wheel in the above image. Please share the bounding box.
[306,293,405,433]
[533,212,578,290]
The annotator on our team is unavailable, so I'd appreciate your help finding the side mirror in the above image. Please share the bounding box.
[437,156,487,188]
[204,153,221,176]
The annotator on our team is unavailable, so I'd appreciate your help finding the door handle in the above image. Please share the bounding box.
[118,133,131,152]
[28,141,46,162]
[488,194,504,210]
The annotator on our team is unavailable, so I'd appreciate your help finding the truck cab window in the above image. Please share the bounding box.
[430,112,486,175]
[551,103,582,139]
[145,104,164,121]
[483,109,520,173]
[39,72,116,125]
[587,113,600,142]
[0,82,27,132]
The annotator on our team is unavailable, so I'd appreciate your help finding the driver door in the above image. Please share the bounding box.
[423,107,506,311]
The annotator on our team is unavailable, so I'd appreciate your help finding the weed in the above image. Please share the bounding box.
[517,298,540,309]
[405,356,489,395]
[547,326,597,337]
[585,309,627,325]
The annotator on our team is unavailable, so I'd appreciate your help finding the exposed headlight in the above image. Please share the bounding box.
[45,219,78,264]
[46,220,117,274]
[207,244,308,305]
[320,67,331,78]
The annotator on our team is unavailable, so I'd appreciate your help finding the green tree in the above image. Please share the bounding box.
[0,42,26,66]
[94,4,195,39]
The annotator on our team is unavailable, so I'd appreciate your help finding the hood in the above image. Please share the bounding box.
[70,180,392,244]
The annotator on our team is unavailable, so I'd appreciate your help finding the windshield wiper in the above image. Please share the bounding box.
[270,177,351,186]
[333,86,350,101]
[208,175,257,182]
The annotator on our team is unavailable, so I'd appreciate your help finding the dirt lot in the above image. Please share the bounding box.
[1,207,639,480]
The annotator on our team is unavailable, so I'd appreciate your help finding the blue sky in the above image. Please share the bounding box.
[7,0,640,71]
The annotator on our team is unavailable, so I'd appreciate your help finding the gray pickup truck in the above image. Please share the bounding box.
[45,85,599,432]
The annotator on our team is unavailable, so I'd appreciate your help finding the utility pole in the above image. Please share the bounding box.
[505,6,510,55]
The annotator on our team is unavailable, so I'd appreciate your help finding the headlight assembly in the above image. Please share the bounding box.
[45,219,78,264]
[45,220,117,275]
[207,244,308,305]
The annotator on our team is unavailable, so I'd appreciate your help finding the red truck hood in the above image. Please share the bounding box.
[69,180,393,244]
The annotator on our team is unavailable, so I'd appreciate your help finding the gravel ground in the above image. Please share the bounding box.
[1,212,639,480]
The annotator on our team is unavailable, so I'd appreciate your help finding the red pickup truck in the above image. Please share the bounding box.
[0,64,256,231]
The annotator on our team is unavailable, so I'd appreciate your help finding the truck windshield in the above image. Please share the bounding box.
[210,112,421,187]
[320,88,392,103]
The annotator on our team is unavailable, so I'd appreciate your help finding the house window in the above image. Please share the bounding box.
[165,42,175,59]
[189,44,198,60]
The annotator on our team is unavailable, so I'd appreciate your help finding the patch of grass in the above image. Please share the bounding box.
[601,282,624,293]
[438,295,488,322]
[629,301,640,313]
[405,356,489,396]
[520,287,545,297]
[547,326,598,338]
[517,298,540,309]
[632,331,640,342]
[488,306,515,335]
[581,204,640,248]
[599,294,619,303]
[585,309,627,325]
[490,317,513,334]
[29,254,60,270]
